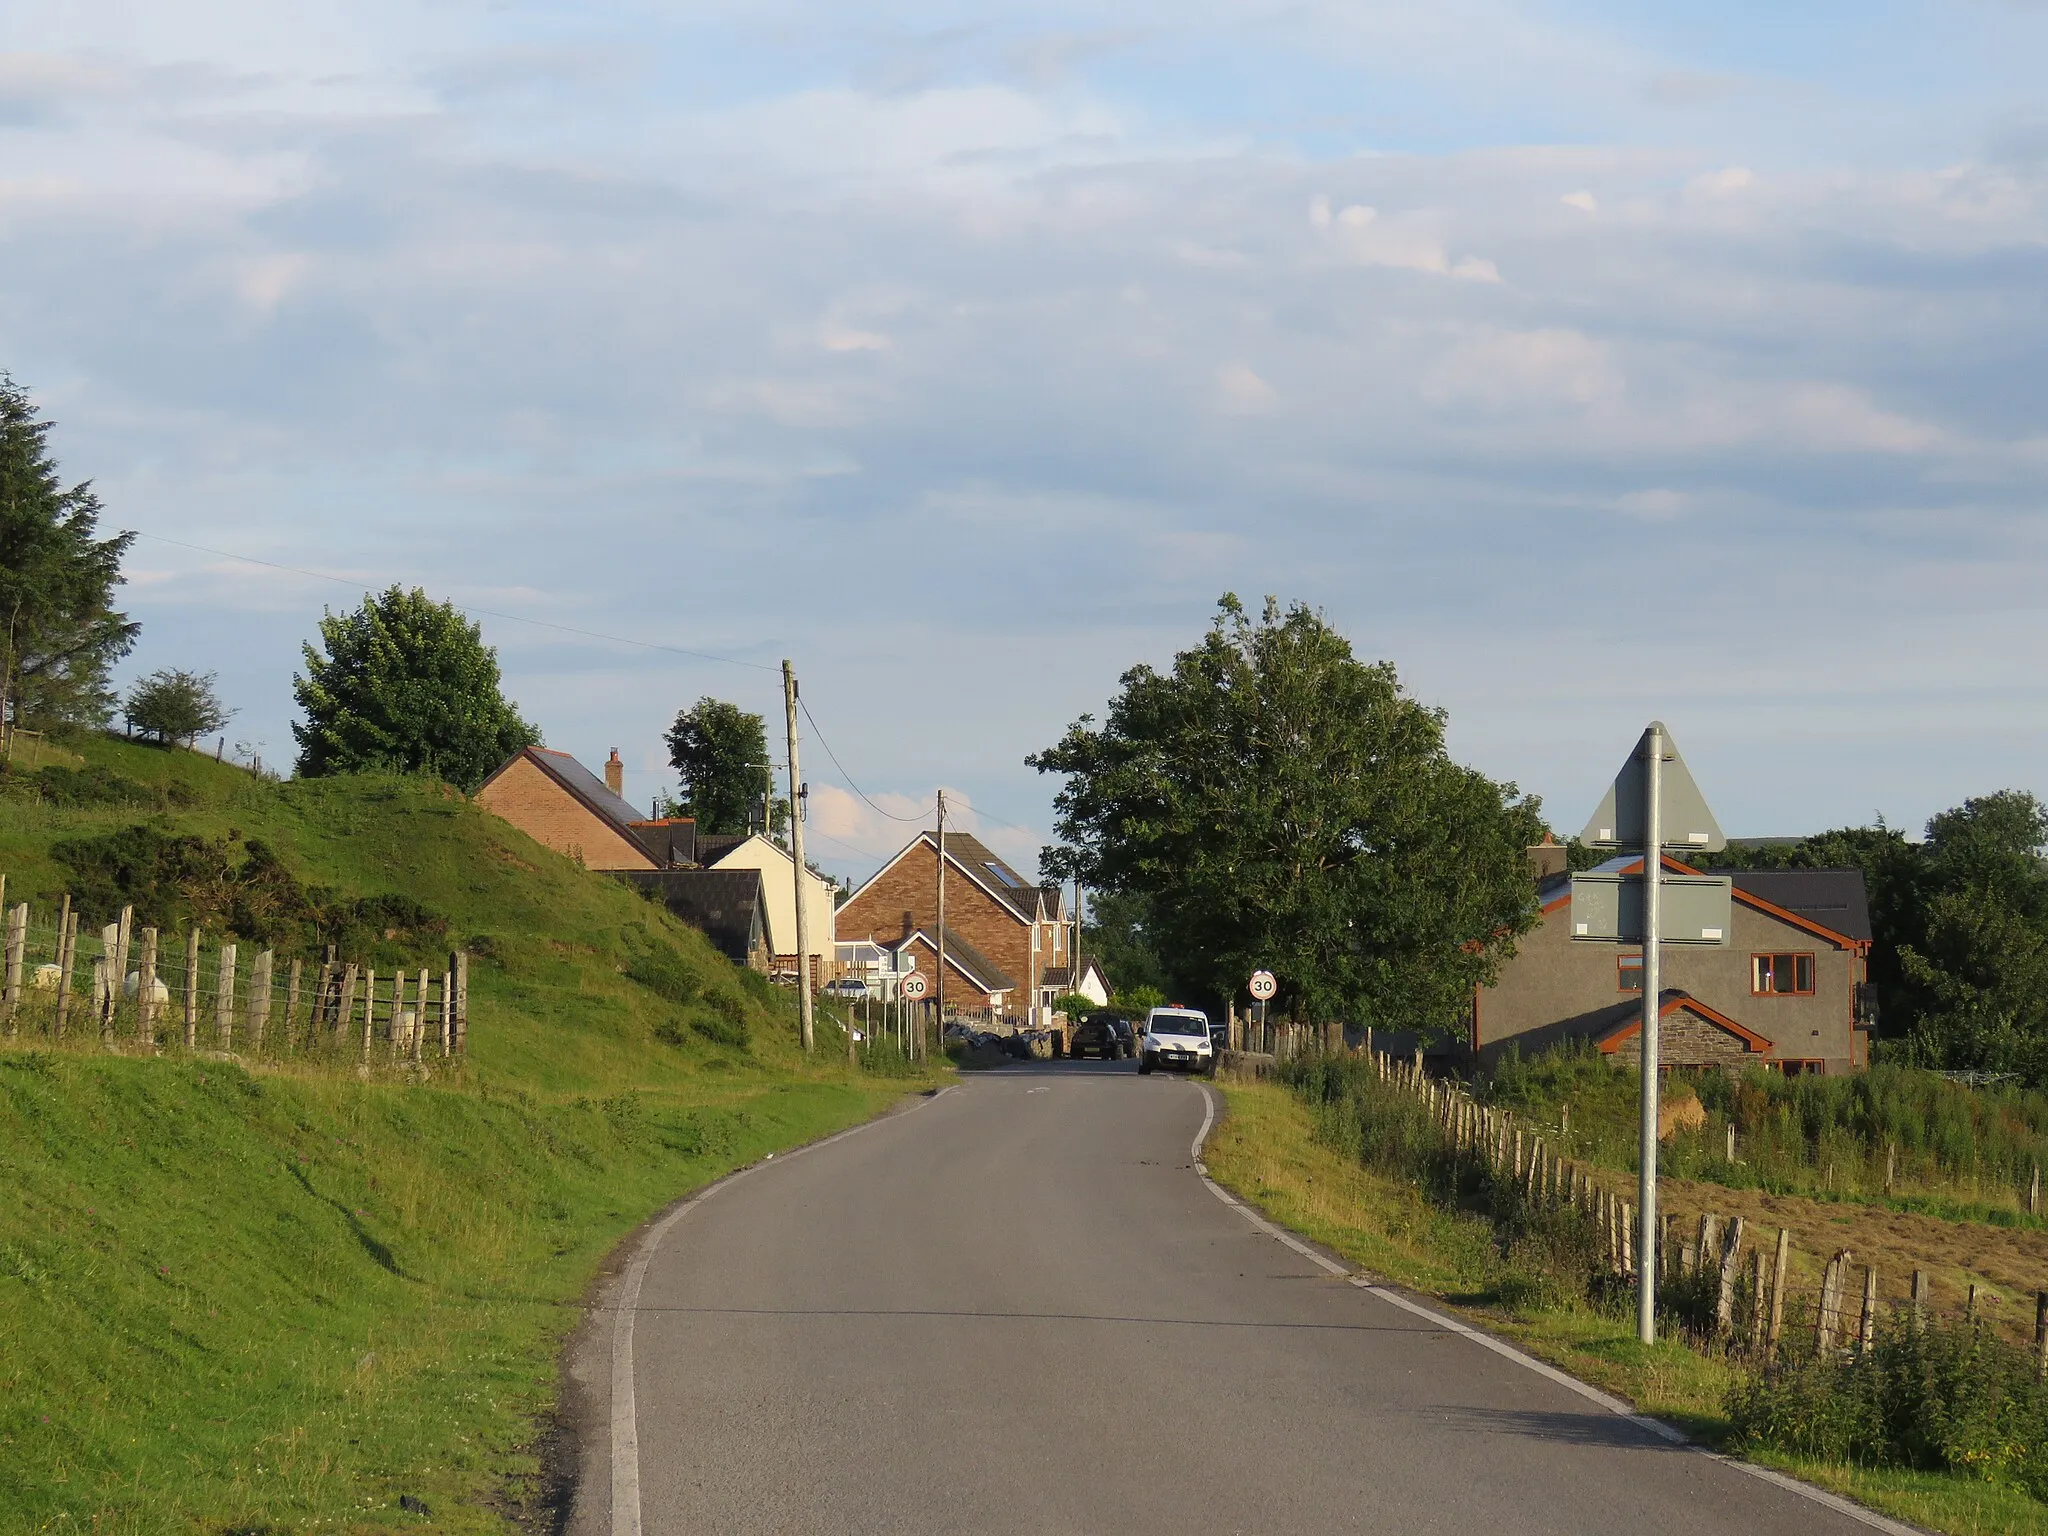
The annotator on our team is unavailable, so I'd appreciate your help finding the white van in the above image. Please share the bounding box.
[1138,1007,1215,1076]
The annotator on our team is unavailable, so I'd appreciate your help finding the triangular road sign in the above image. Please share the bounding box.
[1580,721,1726,853]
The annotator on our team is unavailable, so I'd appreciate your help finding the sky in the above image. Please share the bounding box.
[3,1,2045,884]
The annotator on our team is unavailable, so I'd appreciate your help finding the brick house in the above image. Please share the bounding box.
[474,746,689,871]
[838,831,1071,1022]
[1474,855,1875,1075]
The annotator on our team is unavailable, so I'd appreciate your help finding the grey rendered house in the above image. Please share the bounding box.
[1473,855,1875,1075]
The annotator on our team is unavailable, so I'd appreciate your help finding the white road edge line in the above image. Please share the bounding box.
[1190,1084,1927,1536]
[609,1085,956,1536]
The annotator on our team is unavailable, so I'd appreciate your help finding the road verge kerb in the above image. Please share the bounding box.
[607,1085,956,1536]
[1188,1083,1929,1536]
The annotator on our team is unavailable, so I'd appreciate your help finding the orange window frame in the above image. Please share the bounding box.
[1618,953,1643,992]
[1751,952,1815,997]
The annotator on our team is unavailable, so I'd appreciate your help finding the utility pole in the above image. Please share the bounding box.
[782,660,814,1054]
[934,789,947,1057]
[1636,723,1664,1344]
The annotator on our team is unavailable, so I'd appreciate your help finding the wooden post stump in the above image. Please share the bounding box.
[183,929,201,1048]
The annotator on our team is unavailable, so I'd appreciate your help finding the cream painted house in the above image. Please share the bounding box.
[697,832,837,986]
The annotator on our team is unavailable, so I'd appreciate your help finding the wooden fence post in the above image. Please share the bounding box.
[2030,1164,2040,1218]
[1716,1215,1747,1338]
[1816,1250,1853,1355]
[3,901,27,1033]
[2035,1292,2046,1382]
[1768,1228,1791,1354]
[137,927,159,1048]
[1748,1247,1769,1353]
[389,969,407,1058]
[92,952,113,1044]
[115,905,133,1021]
[284,957,302,1054]
[215,942,237,1051]
[337,963,358,1052]
[360,967,376,1068]
[1859,1265,1879,1354]
[418,967,432,1062]
[183,929,201,1049]
[97,921,122,1041]
[53,899,76,1037]
[453,950,468,1054]
[1911,1269,1929,1323]
[248,950,273,1055]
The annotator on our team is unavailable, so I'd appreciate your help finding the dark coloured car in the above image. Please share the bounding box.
[1068,1015,1127,1060]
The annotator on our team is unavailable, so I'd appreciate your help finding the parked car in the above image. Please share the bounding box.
[1067,1015,1126,1060]
[821,977,870,1000]
[1139,1006,1215,1075]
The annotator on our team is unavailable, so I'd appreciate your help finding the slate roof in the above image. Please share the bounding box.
[521,748,656,843]
[933,830,1045,921]
[694,832,752,868]
[1710,868,1872,944]
[896,924,1018,994]
[614,868,770,963]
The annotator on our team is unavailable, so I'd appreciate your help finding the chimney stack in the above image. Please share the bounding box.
[605,748,625,796]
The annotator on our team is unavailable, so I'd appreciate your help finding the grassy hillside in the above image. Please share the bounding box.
[0,734,934,1533]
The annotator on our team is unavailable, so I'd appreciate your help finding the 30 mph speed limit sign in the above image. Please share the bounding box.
[1248,970,1277,1001]
[900,972,929,1000]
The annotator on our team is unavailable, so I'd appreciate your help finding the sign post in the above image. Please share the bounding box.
[1582,721,1725,1344]
[1248,971,1276,1053]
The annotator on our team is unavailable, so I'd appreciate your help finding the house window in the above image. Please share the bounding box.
[1771,1059,1824,1076]
[1752,953,1815,996]
[1053,924,1062,953]
[1618,953,1642,992]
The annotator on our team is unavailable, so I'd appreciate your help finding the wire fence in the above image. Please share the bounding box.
[1,875,469,1072]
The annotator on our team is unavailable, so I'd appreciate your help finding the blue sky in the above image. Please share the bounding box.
[2,1,2045,881]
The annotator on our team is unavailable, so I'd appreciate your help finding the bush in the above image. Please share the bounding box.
[1729,1312,2048,1499]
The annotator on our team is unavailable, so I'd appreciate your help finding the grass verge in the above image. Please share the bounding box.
[1205,1075,2048,1536]
[0,734,945,1532]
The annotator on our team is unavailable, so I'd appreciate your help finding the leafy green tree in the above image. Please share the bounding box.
[125,668,232,747]
[1897,793,2048,1082]
[0,375,139,731]
[292,586,538,792]
[1073,887,1171,997]
[665,697,774,834]
[1030,595,1546,1034]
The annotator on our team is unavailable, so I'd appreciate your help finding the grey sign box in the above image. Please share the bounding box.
[1568,873,1732,945]
[1580,721,1727,852]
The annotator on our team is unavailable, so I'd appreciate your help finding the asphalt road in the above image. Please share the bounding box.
[606,1060,1898,1535]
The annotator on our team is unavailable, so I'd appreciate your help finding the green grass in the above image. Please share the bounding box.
[1206,1075,2048,1536]
[1485,1042,2048,1225]
[0,734,942,1532]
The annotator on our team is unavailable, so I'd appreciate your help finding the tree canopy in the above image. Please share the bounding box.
[126,668,232,747]
[0,375,138,731]
[292,586,539,792]
[1029,595,1546,1032]
[665,697,773,834]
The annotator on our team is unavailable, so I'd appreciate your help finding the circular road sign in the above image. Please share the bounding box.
[900,972,929,1000]
[1248,970,1277,1001]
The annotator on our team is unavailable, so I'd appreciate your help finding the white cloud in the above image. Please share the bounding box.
[1561,189,1598,212]
[1215,362,1280,415]
[1450,255,1501,282]
[1612,488,1689,521]
[1424,328,1620,409]
[1689,165,1755,197]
